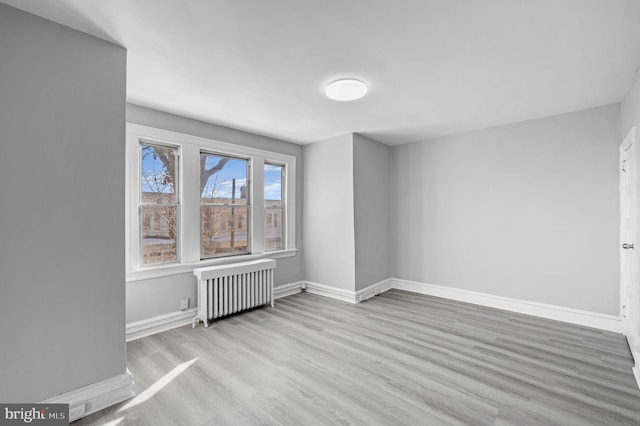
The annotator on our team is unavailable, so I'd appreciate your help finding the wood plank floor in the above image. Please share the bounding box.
[78,290,640,425]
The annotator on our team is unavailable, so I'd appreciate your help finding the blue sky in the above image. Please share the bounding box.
[264,163,282,201]
[140,144,176,196]
[201,155,247,200]
[141,144,281,200]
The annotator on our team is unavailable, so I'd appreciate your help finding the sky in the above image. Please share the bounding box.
[141,144,282,201]
[264,163,283,201]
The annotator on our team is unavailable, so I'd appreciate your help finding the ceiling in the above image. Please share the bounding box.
[4,0,640,146]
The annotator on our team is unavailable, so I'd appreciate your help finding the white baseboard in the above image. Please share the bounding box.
[126,278,621,338]
[297,279,393,304]
[391,278,621,333]
[304,281,357,303]
[128,282,303,341]
[355,278,394,302]
[274,281,303,299]
[41,371,134,422]
[126,308,197,342]
[299,278,620,333]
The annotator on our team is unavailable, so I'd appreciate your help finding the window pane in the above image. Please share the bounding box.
[201,153,248,205]
[265,163,284,251]
[201,206,249,257]
[141,205,177,264]
[264,208,284,251]
[141,143,177,204]
[264,163,283,208]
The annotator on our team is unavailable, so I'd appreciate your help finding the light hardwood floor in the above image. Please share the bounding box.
[79,290,640,425]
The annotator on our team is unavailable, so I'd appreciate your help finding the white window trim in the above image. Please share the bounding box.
[126,123,297,282]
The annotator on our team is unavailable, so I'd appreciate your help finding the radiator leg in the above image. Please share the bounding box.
[204,319,209,328]
[192,316,199,329]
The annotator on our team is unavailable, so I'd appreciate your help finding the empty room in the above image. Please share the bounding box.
[3,0,640,425]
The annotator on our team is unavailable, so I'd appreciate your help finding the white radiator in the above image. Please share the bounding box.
[192,259,276,327]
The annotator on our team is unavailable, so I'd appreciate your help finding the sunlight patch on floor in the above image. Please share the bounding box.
[99,416,125,426]
[118,357,199,412]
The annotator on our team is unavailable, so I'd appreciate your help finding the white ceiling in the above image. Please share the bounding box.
[4,0,640,145]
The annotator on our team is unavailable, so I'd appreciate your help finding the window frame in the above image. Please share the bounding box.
[138,141,181,266]
[126,123,297,281]
[264,161,286,252]
[199,150,252,259]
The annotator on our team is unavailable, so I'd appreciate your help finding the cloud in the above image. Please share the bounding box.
[264,164,283,173]
[264,182,282,200]
[202,177,247,199]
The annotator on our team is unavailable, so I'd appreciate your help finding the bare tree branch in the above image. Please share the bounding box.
[150,147,230,195]
[200,156,229,194]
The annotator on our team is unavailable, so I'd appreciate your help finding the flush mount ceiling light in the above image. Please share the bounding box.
[325,78,368,101]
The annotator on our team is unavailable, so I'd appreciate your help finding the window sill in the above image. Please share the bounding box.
[126,248,298,282]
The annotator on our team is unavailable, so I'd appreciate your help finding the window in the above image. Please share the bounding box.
[140,143,179,265]
[200,153,250,258]
[264,163,284,251]
[126,124,296,278]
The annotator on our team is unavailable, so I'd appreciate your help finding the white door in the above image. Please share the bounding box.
[621,127,640,362]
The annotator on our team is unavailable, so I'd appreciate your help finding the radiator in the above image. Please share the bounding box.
[192,259,276,327]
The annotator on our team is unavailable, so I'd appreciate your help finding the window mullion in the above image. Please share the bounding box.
[181,144,201,263]
[253,157,265,253]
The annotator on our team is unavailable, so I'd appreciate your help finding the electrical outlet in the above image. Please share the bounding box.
[69,405,86,421]
[180,298,189,311]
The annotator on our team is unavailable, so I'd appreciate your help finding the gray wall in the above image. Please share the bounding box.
[0,4,126,401]
[353,134,391,290]
[622,67,640,139]
[126,104,304,323]
[391,104,621,315]
[303,134,356,290]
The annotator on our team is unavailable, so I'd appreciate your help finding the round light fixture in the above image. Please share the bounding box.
[325,78,368,101]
